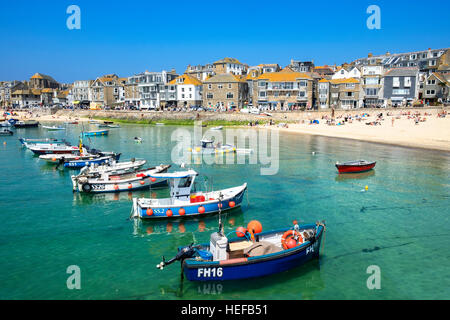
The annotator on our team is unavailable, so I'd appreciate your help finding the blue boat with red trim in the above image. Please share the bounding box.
[156,218,326,281]
[131,170,247,219]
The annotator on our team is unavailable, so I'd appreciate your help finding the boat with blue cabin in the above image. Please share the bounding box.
[157,217,326,281]
[131,170,247,219]
[63,153,121,169]
[82,130,109,137]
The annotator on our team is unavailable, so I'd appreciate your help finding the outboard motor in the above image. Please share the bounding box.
[209,232,228,261]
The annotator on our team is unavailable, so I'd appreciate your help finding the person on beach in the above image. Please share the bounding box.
[392,117,395,127]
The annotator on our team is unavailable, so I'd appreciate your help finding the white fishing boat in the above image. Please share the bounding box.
[211,126,223,130]
[131,170,247,219]
[78,158,147,176]
[71,164,171,193]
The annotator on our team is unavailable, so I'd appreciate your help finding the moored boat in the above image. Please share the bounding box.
[78,158,147,175]
[63,153,121,169]
[14,120,39,128]
[42,125,65,131]
[19,137,65,146]
[82,130,109,137]
[29,144,80,155]
[189,139,236,155]
[71,164,171,193]
[335,160,376,173]
[0,128,13,135]
[131,170,247,219]
[157,219,326,281]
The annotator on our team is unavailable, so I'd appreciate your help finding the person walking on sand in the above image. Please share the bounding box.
[392,117,395,127]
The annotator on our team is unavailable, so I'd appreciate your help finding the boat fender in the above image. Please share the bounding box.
[82,183,92,193]
[281,230,303,250]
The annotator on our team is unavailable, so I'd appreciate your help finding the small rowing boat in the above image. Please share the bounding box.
[42,125,65,131]
[211,126,223,130]
[71,164,171,193]
[82,130,109,137]
[131,170,247,219]
[189,139,236,155]
[156,217,325,281]
[335,160,376,174]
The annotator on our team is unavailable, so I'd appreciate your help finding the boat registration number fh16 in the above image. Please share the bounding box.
[198,267,223,278]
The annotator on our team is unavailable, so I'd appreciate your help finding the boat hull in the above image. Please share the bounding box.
[64,154,120,168]
[336,162,376,173]
[82,130,109,137]
[134,184,247,219]
[183,225,324,281]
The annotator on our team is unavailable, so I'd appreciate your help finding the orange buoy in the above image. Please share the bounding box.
[281,230,303,250]
[166,209,173,217]
[179,208,186,216]
[229,201,236,208]
[247,220,262,234]
[198,206,205,214]
[114,185,119,191]
[128,184,133,189]
[140,181,145,185]
[151,178,157,182]
[146,209,153,216]
[236,226,247,237]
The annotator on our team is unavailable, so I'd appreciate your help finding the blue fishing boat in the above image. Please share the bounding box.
[157,218,326,281]
[131,170,247,219]
[82,130,109,137]
[63,153,121,168]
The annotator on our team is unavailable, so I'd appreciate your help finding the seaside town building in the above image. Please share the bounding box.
[383,68,419,107]
[202,73,247,111]
[317,79,331,109]
[288,60,315,73]
[0,81,21,107]
[90,74,123,108]
[212,58,248,76]
[329,78,361,109]
[255,71,314,110]
[135,70,178,110]
[169,74,203,108]
[29,73,59,90]
[422,72,450,105]
[124,75,141,108]
[185,64,215,81]
[72,80,93,105]
[361,65,385,108]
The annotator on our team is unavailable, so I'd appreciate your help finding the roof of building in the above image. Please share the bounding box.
[430,72,450,85]
[319,78,330,83]
[169,74,202,86]
[384,67,419,77]
[330,78,360,84]
[213,57,242,65]
[257,71,312,82]
[203,73,243,83]
[30,73,57,82]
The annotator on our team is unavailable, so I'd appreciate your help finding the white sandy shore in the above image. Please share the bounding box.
[269,110,450,152]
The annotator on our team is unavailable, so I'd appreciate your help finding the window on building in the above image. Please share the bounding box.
[207,93,213,99]
[404,77,411,87]
[393,77,400,87]
[218,84,223,89]
[208,84,212,89]
[429,60,436,66]
[226,92,234,99]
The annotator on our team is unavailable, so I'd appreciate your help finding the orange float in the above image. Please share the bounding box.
[151,178,157,182]
[114,185,119,191]
[140,181,145,185]
[281,230,303,250]
[179,208,186,216]
[229,201,236,208]
[166,209,173,217]
[198,206,205,214]
[236,226,247,237]
[146,209,153,216]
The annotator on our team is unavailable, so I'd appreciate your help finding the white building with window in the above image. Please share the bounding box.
[168,74,203,108]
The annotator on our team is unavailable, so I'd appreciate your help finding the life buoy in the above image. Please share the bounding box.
[281,230,303,250]
[82,183,92,193]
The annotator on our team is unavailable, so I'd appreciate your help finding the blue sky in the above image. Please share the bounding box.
[0,0,449,83]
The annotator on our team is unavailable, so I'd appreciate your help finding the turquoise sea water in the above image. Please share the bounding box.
[0,123,449,300]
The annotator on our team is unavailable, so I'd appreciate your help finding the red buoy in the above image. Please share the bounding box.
[128,184,133,189]
[286,238,297,249]
[236,226,247,237]
[146,209,153,216]
[166,209,173,217]
[229,201,236,208]
[151,178,157,182]
[198,206,205,214]
[114,185,119,191]
[140,181,145,185]
[179,208,186,216]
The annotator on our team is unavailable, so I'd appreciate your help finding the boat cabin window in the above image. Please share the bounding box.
[178,177,192,188]
[201,141,214,148]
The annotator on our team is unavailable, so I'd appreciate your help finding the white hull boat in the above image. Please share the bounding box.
[78,159,147,175]
[71,164,171,193]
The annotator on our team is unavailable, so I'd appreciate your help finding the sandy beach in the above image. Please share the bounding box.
[271,110,450,152]
[3,108,450,152]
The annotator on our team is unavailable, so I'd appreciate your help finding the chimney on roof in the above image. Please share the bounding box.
[386,51,390,56]
[368,53,373,58]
